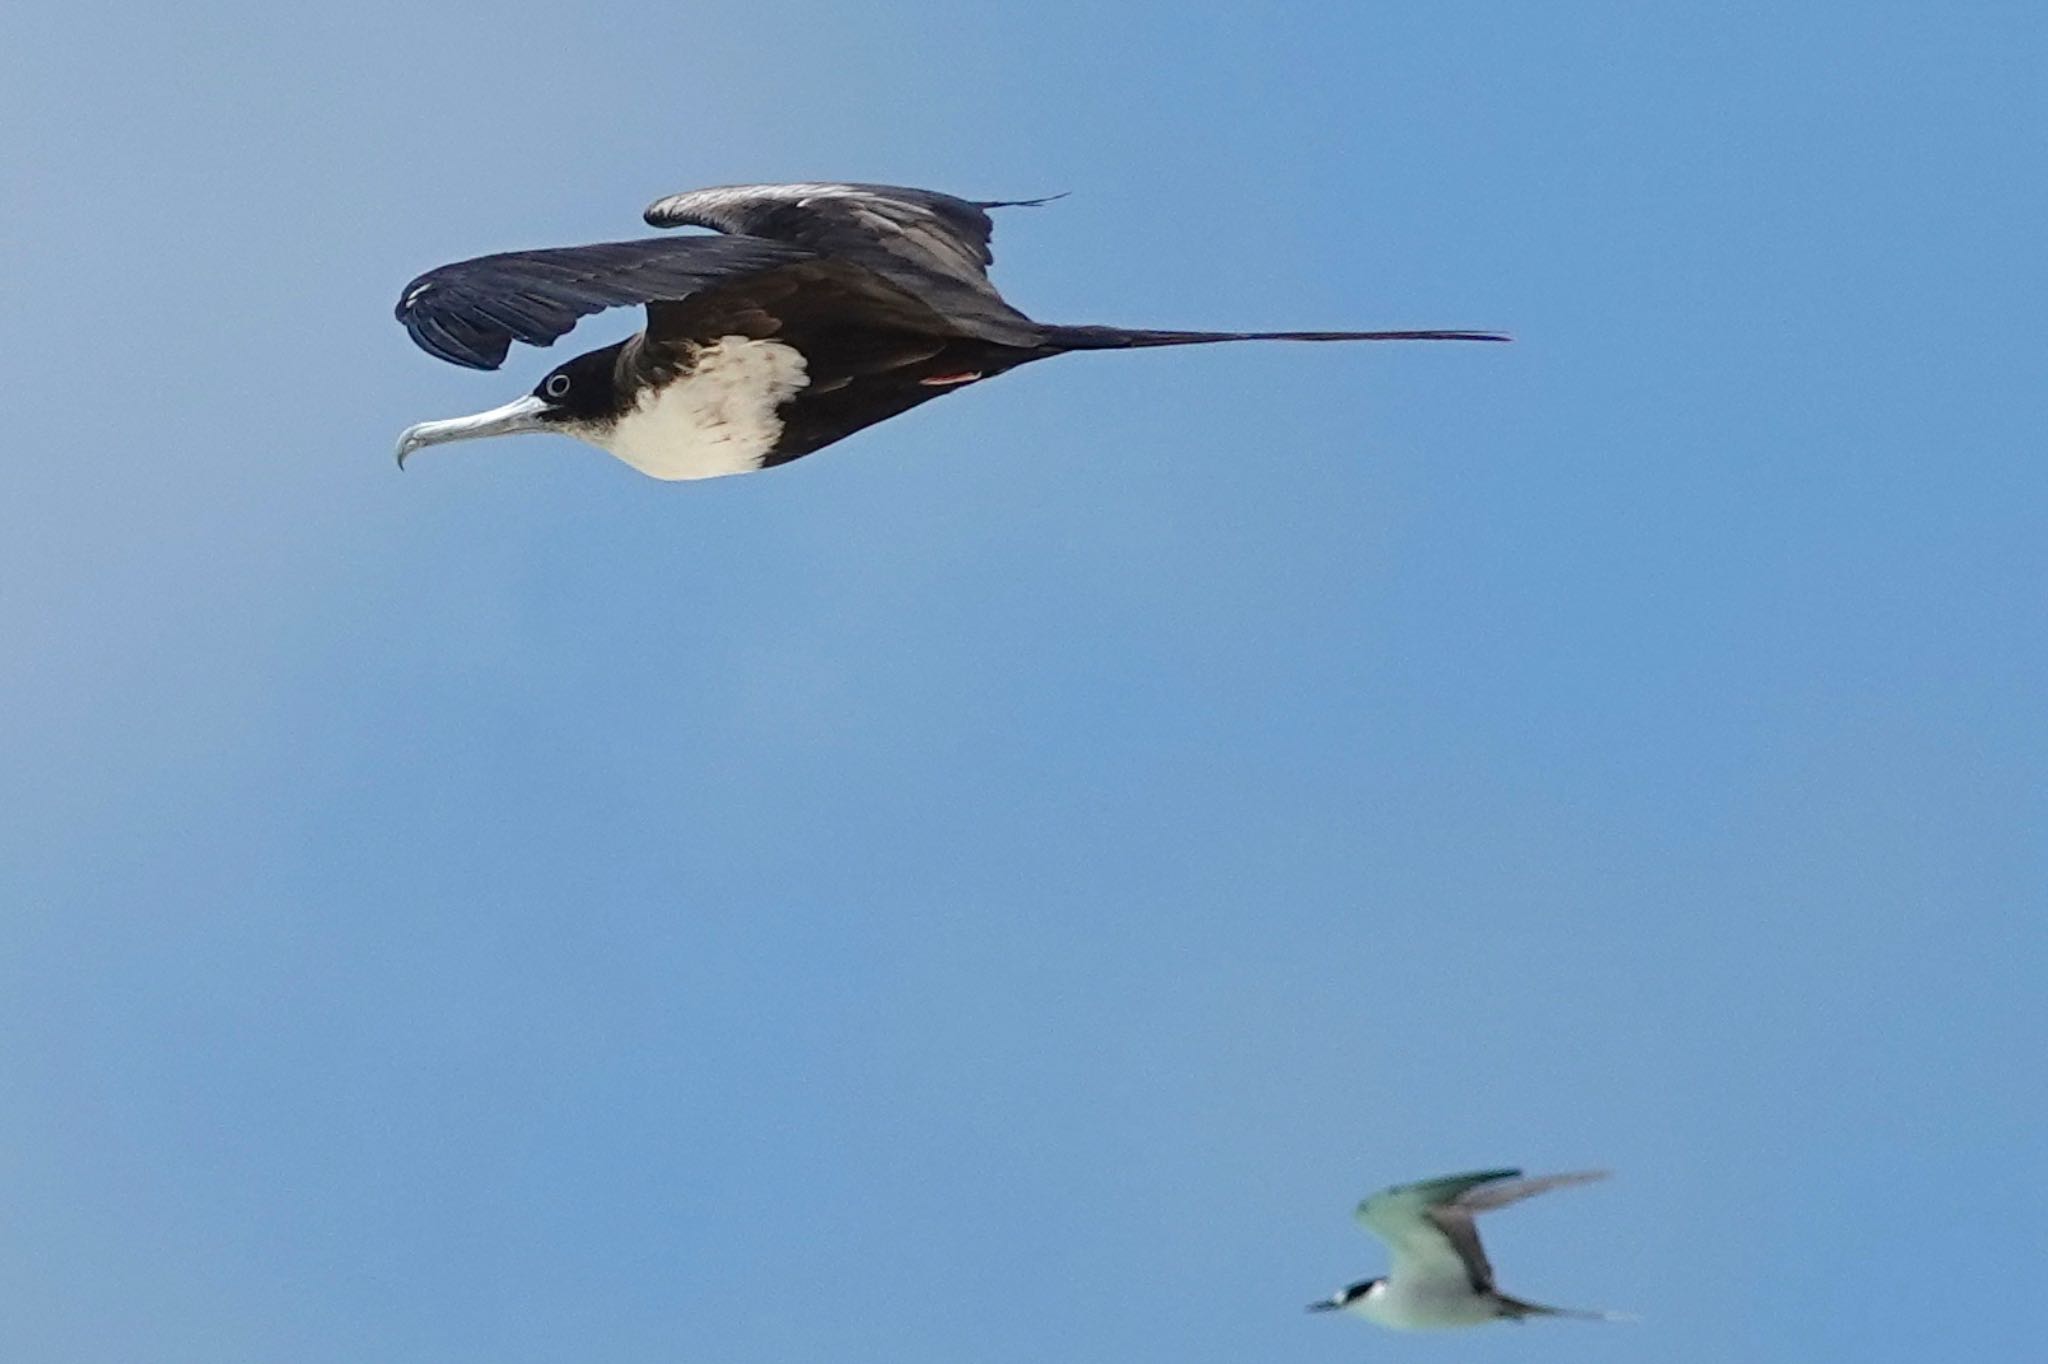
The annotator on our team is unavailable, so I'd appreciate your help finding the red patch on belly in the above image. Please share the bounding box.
[918,371,983,387]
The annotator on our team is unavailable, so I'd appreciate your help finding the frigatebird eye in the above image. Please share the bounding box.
[544,373,572,399]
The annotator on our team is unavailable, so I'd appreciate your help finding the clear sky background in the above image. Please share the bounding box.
[3,4,2043,1362]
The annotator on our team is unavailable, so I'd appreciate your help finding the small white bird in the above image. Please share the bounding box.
[1307,1167,1627,1330]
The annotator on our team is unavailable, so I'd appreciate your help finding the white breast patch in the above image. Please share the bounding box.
[601,336,810,481]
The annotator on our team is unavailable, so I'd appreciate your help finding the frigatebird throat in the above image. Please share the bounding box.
[394,182,1506,480]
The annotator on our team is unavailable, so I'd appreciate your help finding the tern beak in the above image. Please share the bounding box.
[395,393,552,468]
[1305,1299,1342,1313]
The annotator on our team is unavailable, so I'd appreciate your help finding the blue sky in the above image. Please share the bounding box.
[3,3,2043,1361]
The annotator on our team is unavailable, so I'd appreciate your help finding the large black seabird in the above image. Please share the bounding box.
[394,182,1506,480]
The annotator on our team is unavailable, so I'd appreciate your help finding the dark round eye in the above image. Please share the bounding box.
[544,374,571,398]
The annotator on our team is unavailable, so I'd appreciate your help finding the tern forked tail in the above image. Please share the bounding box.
[1495,1292,1636,1324]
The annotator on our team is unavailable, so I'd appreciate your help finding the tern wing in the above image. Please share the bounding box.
[394,235,815,370]
[1357,1168,1612,1295]
[1450,1169,1610,1214]
[1355,1169,1520,1294]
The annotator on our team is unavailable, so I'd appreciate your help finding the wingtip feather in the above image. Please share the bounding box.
[979,191,1070,210]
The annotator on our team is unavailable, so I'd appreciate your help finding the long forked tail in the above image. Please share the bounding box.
[1496,1292,1637,1324]
[1044,324,1510,350]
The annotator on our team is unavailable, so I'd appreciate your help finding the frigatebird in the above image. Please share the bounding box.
[394,182,1505,480]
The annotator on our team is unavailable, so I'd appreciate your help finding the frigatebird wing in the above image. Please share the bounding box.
[642,182,1053,345]
[642,182,1057,282]
[394,235,815,370]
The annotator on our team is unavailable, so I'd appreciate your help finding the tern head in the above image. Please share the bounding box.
[395,343,627,467]
[1307,1278,1383,1313]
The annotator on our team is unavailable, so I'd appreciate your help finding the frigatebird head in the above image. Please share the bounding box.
[395,344,625,468]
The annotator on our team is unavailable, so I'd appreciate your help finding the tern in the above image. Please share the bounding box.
[393,182,1507,480]
[1306,1167,1627,1330]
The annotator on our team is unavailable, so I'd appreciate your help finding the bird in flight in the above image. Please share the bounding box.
[393,182,1506,480]
[1306,1167,1627,1330]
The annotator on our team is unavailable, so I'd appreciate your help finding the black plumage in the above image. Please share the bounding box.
[394,182,1507,479]
[396,235,815,370]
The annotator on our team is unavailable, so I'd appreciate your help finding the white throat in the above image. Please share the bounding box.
[599,335,810,481]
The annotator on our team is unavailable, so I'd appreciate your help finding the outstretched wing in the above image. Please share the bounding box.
[642,182,1053,343]
[1355,1169,1519,1294]
[643,182,1057,282]
[394,235,815,370]
[1448,1170,1609,1215]
[1425,1170,1608,1293]
[1356,1169,1610,1296]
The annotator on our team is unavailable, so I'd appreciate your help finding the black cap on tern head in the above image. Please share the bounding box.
[1307,1278,1382,1312]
